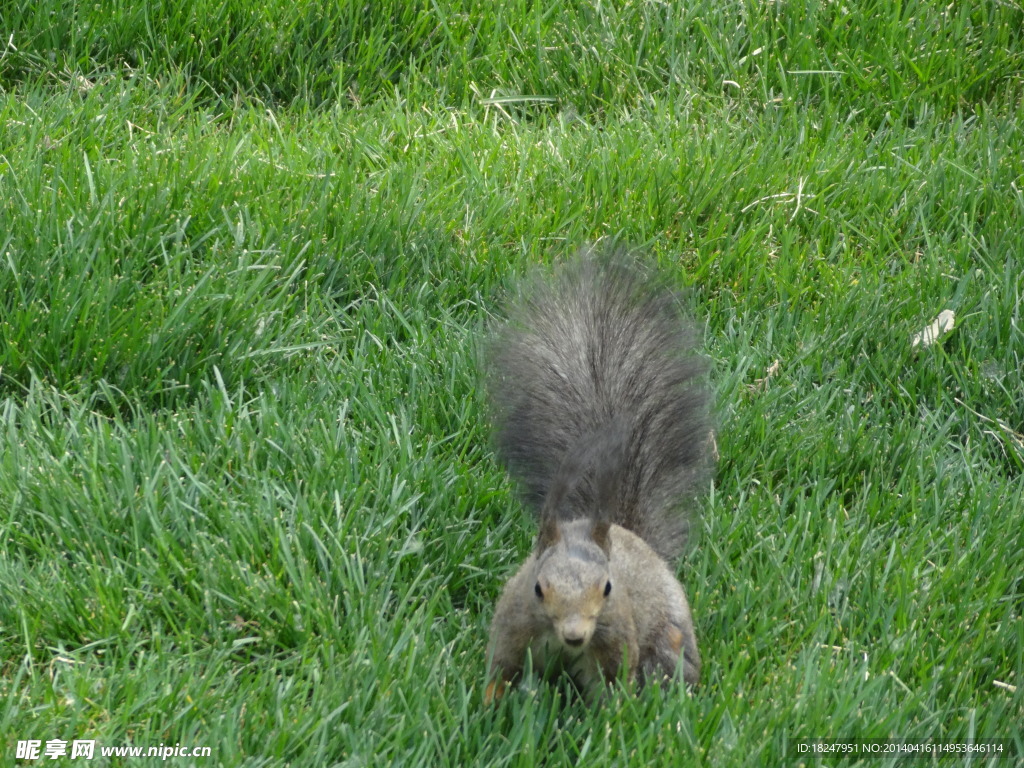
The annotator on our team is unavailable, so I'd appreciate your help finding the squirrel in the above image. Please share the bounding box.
[483,247,713,703]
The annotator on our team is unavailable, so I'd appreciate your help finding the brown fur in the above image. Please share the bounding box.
[486,521,699,702]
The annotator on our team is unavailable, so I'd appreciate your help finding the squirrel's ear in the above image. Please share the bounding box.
[591,518,611,553]
[537,515,561,549]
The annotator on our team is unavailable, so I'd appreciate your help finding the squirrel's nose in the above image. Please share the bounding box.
[561,617,591,647]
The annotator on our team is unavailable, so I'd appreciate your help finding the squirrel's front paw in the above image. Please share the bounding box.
[484,679,508,705]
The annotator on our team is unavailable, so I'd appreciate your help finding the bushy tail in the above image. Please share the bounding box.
[486,247,713,563]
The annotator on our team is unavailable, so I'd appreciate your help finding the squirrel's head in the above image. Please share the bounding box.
[532,517,613,651]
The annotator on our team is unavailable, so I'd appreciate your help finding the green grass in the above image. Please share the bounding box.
[2,1,1022,765]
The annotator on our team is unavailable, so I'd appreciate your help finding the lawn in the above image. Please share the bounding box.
[1,1,1022,765]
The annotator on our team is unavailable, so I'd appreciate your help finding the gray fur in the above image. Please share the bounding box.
[486,247,712,564]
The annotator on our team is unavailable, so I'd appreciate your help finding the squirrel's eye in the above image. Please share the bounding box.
[534,582,544,599]
[603,580,612,597]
